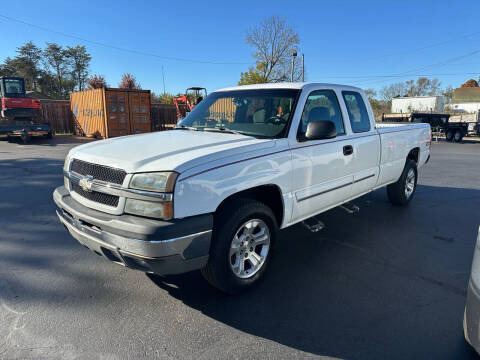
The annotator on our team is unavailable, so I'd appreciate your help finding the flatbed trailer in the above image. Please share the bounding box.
[1,121,52,143]
[382,112,479,142]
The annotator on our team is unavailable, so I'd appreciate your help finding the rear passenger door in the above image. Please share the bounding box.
[341,91,380,197]
[290,89,355,222]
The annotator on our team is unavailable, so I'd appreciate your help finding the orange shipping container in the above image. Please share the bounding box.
[70,88,151,138]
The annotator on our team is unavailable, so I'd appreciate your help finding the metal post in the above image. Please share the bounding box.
[302,53,305,82]
[291,50,297,82]
[162,66,166,94]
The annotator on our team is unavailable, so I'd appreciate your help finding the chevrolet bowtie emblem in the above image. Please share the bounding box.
[79,175,94,192]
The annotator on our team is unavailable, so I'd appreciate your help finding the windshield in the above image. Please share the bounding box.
[178,89,299,138]
[3,78,25,97]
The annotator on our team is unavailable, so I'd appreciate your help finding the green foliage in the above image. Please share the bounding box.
[238,63,268,85]
[151,92,174,104]
[65,45,91,92]
[0,40,91,99]
[44,42,69,98]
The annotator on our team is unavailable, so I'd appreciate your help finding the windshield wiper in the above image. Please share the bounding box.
[173,125,198,131]
[203,127,249,136]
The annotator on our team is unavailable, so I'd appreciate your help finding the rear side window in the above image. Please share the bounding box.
[342,91,370,133]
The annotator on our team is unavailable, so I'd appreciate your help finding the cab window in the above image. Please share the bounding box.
[298,89,345,139]
[342,91,370,133]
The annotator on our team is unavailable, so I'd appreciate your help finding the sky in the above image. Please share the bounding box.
[1,0,480,96]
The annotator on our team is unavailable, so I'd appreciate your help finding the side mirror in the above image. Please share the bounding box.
[305,120,337,140]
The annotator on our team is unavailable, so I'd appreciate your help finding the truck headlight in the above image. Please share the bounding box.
[125,199,173,219]
[129,172,178,192]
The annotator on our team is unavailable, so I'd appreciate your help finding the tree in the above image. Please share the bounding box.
[461,79,479,88]
[87,74,108,89]
[363,88,389,121]
[118,73,141,89]
[0,57,18,77]
[443,86,454,102]
[151,91,174,104]
[16,41,42,90]
[44,42,69,98]
[380,77,442,101]
[66,45,91,91]
[239,16,300,85]
[364,88,377,100]
[239,63,269,85]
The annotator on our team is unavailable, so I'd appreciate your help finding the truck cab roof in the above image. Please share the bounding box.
[214,82,364,93]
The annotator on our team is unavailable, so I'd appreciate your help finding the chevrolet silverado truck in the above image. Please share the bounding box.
[53,83,431,294]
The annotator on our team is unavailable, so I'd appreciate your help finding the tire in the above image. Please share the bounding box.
[6,135,14,143]
[387,159,418,206]
[445,130,453,142]
[454,130,463,142]
[201,199,277,294]
[20,133,31,144]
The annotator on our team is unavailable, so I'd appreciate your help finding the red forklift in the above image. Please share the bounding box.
[173,87,207,120]
[0,76,52,143]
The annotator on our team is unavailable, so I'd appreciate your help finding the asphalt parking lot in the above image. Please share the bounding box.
[0,136,479,359]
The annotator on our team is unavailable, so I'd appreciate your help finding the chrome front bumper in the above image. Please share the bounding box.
[53,186,212,275]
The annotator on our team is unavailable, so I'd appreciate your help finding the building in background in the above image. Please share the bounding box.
[447,88,480,113]
[391,96,445,113]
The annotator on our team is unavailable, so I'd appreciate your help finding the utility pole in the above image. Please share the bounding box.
[162,66,166,94]
[290,50,297,82]
[302,53,305,82]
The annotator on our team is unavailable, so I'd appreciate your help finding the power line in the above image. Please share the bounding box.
[350,49,480,87]
[317,72,480,79]
[0,14,252,65]
[358,30,480,62]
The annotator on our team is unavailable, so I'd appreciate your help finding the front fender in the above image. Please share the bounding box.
[174,141,293,226]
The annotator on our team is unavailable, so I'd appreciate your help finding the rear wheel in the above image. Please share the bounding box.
[454,130,463,142]
[20,133,31,144]
[445,130,453,142]
[387,159,418,206]
[201,199,277,294]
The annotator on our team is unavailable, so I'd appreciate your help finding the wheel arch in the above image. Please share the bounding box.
[214,184,284,228]
[407,147,420,164]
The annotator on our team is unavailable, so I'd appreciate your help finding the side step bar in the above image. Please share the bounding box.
[301,202,360,233]
[302,217,325,233]
[339,202,360,214]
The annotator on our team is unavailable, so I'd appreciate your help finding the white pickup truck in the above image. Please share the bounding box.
[54,82,431,293]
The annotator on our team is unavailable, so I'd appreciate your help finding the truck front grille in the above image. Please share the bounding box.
[72,183,119,207]
[71,159,126,185]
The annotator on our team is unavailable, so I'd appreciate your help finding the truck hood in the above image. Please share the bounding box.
[69,130,275,174]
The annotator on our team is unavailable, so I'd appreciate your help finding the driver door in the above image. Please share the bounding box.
[289,89,355,222]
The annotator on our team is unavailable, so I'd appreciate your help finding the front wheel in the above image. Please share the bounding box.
[387,159,418,206]
[201,199,277,294]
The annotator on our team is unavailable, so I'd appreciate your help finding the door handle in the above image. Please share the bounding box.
[343,145,353,156]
